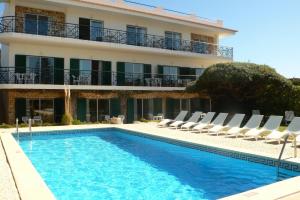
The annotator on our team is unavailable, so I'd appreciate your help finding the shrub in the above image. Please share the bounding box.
[0,123,14,128]
[187,62,299,115]
[61,114,73,125]
[72,119,82,125]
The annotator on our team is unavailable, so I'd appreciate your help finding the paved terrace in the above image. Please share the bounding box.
[1,123,300,199]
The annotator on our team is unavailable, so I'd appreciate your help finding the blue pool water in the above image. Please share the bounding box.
[18,129,299,200]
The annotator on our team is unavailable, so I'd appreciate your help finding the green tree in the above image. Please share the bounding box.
[187,62,299,115]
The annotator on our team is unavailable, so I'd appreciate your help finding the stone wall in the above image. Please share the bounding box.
[15,6,65,34]
[6,90,64,124]
[4,89,208,124]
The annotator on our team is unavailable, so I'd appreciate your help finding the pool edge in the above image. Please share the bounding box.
[3,124,300,200]
[1,132,56,200]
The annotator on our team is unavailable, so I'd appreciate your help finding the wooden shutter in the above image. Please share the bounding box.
[102,61,112,85]
[77,98,86,122]
[15,55,26,73]
[79,18,90,40]
[143,64,151,79]
[110,98,120,117]
[54,98,65,123]
[54,58,64,84]
[91,60,99,85]
[117,62,125,86]
[15,98,26,120]
[70,59,79,84]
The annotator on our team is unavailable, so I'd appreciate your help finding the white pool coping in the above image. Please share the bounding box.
[1,124,300,200]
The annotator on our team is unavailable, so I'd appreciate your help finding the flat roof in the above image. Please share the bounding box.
[68,0,237,35]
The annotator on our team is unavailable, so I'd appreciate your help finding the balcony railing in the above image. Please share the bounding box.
[0,67,197,87]
[0,16,233,59]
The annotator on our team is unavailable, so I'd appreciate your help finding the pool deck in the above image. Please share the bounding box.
[1,123,300,200]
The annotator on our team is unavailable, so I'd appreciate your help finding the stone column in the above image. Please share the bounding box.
[120,95,127,122]
[8,94,15,124]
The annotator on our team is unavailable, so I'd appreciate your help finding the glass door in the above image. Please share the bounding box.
[41,57,54,84]
[127,25,146,45]
[25,14,37,34]
[38,15,49,35]
[25,14,48,35]
[26,56,41,83]
[79,60,92,85]
[165,31,181,50]
[90,20,103,41]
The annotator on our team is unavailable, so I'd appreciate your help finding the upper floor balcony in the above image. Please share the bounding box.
[0,16,233,59]
[0,66,199,89]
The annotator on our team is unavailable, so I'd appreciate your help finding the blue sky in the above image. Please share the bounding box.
[1,1,299,78]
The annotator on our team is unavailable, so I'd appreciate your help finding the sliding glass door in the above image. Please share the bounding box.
[25,14,49,35]
[127,25,147,46]
[165,31,181,50]
[125,63,144,85]
[90,20,104,41]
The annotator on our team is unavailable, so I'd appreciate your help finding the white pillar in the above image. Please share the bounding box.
[111,61,117,86]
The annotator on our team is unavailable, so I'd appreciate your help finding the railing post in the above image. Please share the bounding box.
[16,118,19,143]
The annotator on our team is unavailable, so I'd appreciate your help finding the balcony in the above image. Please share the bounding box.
[0,16,233,59]
[0,67,197,88]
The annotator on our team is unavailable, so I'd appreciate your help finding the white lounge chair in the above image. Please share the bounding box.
[244,115,283,141]
[181,112,215,131]
[192,113,228,133]
[225,115,264,138]
[169,111,202,129]
[265,117,300,144]
[157,111,188,128]
[208,114,245,136]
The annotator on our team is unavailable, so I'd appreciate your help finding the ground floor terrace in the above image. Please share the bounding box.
[0,89,210,124]
[1,123,300,200]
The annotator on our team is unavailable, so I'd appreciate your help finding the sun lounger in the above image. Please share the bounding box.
[244,115,283,141]
[157,111,188,128]
[181,112,215,131]
[225,115,264,138]
[266,117,300,144]
[169,111,202,129]
[208,114,245,136]
[192,113,228,133]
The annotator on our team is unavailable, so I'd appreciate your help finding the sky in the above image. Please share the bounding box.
[0,0,299,78]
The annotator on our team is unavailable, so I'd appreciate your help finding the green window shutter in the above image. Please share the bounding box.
[110,98,120,117]
[126,98,134,124]
[157,65,164,79]
[189,68,196,80]
[102,61,112,85]
[54,98,65,123]
[143,64,151,79]
[79,18,90,40]
[15,55,26,73]
[179,67,190,79]
[15,98,26,121]
[70,59,79,84]
[117,62,125,86]
[77,98,86,122]
[153,98,162,116]
[54,58,64,84]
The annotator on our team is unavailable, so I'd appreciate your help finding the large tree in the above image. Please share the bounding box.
[187,62,299,115]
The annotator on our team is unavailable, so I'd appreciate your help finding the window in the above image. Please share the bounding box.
[28,99,54,123]
[25,14,49,35]
[196,68,205,77]
[165,31,181,50]
[90,20,103,41]
[26,56,55,84]
[127,25,147,46]
[125,63,144,85]
[79,59,91,78]
[163,66,178,80]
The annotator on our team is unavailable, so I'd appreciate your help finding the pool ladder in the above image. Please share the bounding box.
[276,135,289,180]
[16,118,32,143]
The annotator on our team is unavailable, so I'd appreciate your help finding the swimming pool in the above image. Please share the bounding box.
[18,128,299,200]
